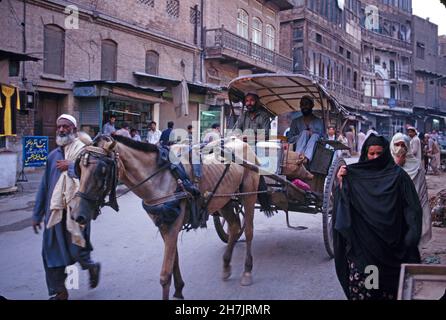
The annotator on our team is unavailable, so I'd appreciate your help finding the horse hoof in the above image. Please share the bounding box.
[173,293,184,300]
[240,272,252,286]
[222,267,232,281]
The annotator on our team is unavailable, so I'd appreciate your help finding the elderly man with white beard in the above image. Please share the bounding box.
[32,114,100,300]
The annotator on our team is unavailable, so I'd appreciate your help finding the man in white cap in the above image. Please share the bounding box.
[407,126,422,163]
[32,114,100,300]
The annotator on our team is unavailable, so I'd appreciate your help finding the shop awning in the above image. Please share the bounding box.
[133,72,222,94]
[380,106,413,114]
[367,112,393,118]
[73,80,165,103]
[0,50,40,62]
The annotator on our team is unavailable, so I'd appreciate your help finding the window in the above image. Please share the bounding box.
[237,9,249,39]
[293,27,303,41]
[390,86,396,99]
[293,47,304,73]
[190,6,201,24]
[166,0,180,18]
[265,24,275,50]
[252,17,262,45]
[347,50,351,60]
[316,33,322,44]
[101,39,117,81]
[137,0,154,7]
[43,24,65,76]
[339,46,344,55]
[353,71,358,90]
[416,42,425,59]
[9,60,20,77]
[145,50,159,75]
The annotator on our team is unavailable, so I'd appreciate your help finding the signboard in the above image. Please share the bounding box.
[23,136,49,167]
[388,98,396,108]
[73,86,98,97]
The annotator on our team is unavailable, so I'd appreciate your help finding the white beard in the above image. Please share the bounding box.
[56,133,76,146]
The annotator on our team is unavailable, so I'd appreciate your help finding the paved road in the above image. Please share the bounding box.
[0,192,345,300]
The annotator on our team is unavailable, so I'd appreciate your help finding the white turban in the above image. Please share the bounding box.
[57,114,77,128]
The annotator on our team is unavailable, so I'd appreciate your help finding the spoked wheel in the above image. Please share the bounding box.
[213,201,246,243]
[322,157,346,259]
[441,158,446,172]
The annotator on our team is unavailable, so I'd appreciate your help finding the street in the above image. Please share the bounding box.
[0,191,345,300]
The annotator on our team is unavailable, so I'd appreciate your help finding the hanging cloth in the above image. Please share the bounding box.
[0,84,21,136]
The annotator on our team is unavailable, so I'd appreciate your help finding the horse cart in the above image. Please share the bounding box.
[212,73,354,258]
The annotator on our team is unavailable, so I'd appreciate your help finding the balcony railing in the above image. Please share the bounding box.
[362,63,412,81]
[362,96,412,109]
[205,27,293,72]
[362,29,412,52]
[304,72,363,102]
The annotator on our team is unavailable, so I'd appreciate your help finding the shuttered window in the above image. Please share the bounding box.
[101,40,118,80]
[237,9,249,39]
[44,24,65,76]
[145,50,159,75]
[252,17,262,45]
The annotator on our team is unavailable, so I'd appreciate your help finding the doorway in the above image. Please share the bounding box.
[35,92,64,150]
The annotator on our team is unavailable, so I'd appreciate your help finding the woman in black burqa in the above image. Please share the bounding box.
[334,134,422,300]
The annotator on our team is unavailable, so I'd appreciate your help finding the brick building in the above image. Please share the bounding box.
[0,0,294,153]
[279,0,363,135]
[412,15,446,133]
[280,0,445,138]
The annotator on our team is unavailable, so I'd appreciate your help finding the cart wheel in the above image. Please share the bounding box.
[441,158,446,172]
[213,202,245,243]
[322,157,346,259]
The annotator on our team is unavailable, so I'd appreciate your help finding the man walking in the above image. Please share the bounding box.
[32,114,100,300]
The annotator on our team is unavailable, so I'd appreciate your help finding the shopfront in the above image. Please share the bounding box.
[73,81,164,139]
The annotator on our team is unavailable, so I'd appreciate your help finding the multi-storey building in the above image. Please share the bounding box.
[280,0,418,138]
[279,0,364,134]
[359,0,414,137]
[0,0,293,154]
[412,15,446,133]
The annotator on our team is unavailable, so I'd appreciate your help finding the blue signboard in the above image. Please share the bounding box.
[23,136,49,167]
[388,98,396,108]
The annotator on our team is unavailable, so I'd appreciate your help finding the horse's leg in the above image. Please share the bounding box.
[172,249,185,299]
[240,194,256,286]
[220,202,242,280]
[158,202,185,300]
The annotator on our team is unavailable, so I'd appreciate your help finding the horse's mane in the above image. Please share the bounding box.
[112,135,159,153]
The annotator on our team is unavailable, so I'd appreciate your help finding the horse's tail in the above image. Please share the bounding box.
[257,176,275,217]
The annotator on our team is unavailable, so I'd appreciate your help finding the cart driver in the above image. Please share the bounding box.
[288,95,324,163]
[233,93,271,142]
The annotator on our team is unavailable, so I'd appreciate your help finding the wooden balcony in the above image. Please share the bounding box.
[204,27,293,73]
[362,29,412,52]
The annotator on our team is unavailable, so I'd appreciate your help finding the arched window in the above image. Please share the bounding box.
[145,50,159,75]
[252,17,262,45]
[101,39,117,81]
[44,24,65,76]
[265,24,275,50]
[237,9,249,39]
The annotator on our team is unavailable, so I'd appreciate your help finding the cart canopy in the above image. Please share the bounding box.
[228,73,349,117]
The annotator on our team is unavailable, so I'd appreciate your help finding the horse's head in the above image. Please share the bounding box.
[71,135,119,226]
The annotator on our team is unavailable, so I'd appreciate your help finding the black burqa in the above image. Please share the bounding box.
[333,134,422,299]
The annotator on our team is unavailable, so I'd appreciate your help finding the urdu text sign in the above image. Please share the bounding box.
[23,136,49,167]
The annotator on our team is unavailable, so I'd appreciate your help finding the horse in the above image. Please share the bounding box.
[70,134,272,300]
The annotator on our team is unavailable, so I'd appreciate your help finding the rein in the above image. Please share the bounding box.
[116,162,170,199]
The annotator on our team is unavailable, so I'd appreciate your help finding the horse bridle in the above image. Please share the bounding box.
[75,145,120,215]
[74,141,173,215]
